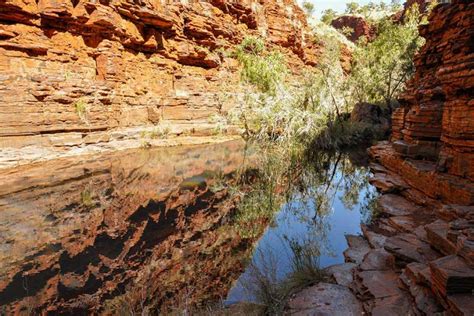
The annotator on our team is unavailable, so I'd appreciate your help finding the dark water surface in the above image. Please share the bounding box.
[0,140,376,314]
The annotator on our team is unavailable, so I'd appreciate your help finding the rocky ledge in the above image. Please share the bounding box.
[0,0,320,166]
[353,1,473,314]
[291,1,473,314]
[331,15,375,43]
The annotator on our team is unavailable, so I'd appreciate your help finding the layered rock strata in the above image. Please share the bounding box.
[0,0,320,166]
[391,0,474,182]
[354,1,474,314]
[331,15,375,43]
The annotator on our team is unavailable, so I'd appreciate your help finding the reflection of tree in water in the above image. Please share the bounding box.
[283,149,372,223]
[231,145,377,312]
[231,142,375,239]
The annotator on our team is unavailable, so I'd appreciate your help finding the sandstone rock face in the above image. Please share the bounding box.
[372,0,474,204]
[331,15,375,42]
[0,0,319,158]
[392,0,474,181]
[364,2,474,314]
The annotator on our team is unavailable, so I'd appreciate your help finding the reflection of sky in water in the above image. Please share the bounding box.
[227,166,376,303]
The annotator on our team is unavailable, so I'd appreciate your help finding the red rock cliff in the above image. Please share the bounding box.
[331,15,375,43]
[0,0,319,160]
[372,0,474,205]
[364,4,474,314]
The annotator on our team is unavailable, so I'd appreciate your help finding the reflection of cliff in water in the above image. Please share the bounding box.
[0,140,258,314]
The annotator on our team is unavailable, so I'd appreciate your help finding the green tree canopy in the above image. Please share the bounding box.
[321,9,337,24]
[302,1,315,17]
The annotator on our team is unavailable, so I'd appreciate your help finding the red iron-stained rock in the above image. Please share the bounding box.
[288,283,363,316]
[429,255,474,297]
[331,15,376,43]
[0,0,322,156]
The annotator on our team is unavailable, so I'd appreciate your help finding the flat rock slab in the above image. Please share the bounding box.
[377,194,419,217]
[376,218,400,234]
[438,204,474,221]
[429,255,474,296]
[369,163,389,173]
[343,235,371,264]
[360,249,395,271]
[288,283,362,316]
[361,225,387,249]
[356,270,402,299]
[425,220,457,256]
[400,271,444,315]
[457,236,474,268]
[370,293,414,316]
[447,294,474,316]
[388,216,418,232]
[385,233,440,264]
[324,263,356,287]
[369,173,409,193]
[405,262,431,286]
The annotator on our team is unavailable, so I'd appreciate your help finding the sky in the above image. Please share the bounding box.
[297,0,394,17]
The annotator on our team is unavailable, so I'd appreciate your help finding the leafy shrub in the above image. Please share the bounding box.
[302,1,315,17]
[74,99,89,123]
[321,9,337,25]
[234,37,287,94]
[348,4,424,106]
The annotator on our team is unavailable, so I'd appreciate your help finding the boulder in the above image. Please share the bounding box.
[350,102,392,135]
[288,283,363,316]
[429,255,474,296]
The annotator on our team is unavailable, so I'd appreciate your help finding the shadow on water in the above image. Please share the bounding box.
[0,140,378,314]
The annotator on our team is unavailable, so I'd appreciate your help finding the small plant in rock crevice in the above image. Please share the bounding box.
[80,187,94,208]
[74,99,89,124]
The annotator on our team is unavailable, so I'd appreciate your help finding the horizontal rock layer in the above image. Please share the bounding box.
[0,0,320,155]
[365,2,474,314]
[345,164,474,315]
[393,0,474,181]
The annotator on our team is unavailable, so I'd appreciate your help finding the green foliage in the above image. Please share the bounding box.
[340,26,354,38]
[348,5,424,106]
[234,37,287,94]
[243,237,327,315]
[80,188,94,208]
[320,9,337,25]
[74,99,88,123]
[302,1,315,17]
[344,1,402,21]
[345,2,360,14]
[285,237,327,290]
[228,4,425,152]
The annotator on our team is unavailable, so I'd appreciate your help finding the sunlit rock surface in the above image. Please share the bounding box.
[364,1,474,314]
[331,15,375,43]
[0,0,320,162]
